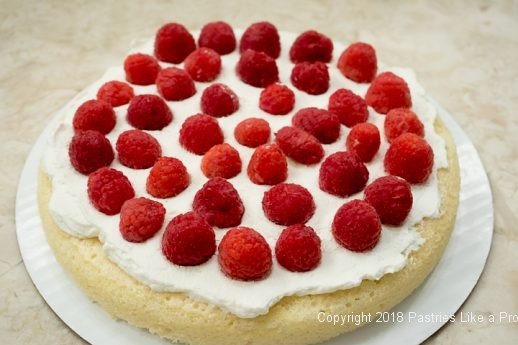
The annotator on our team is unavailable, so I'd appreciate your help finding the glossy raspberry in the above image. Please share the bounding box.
[275,126,324,165]
[319,151,369,197]
[332,200,381,252]
[289,30,333,63]
[234,118,270,148]
[239,22,280,58]
[259,83,295,115]
[162,211,216,266]
[184,48,222,82]
[123,53,161,85]
[198,21,236,55]
[201,143,242,179]
[73,99,116,134]
[236,49,279,88]
[87,167,135,215]
[154,23,196,63]
[116,129,161,169]
[384,108,424,143]
[292,107,340,144]
[193,177,244,228]
[96,80,134,107]
[290,61,329,95]
[247,144,287,185]
[328,89,369,127]
[146,157,190,198]
[218,227,272,281]
[337,42,377,83]
[119,197,166,242]
[384,133,434,184]
[364,176,413,226]
[126,94,173,130]
[275,224,321,272]
[262,183,315,226]
[200,83,239,117]
[179,114,224,155]
[156,67,196,101]
[346,122,381,162]
[69,130,114,175]
[365,72,412,114]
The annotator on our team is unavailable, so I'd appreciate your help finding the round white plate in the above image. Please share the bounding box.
[16,98,493,345]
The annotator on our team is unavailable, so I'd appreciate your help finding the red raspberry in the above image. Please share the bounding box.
[156,67,196,101]
[184,48,221,82]
[200,83,239,117]
[193,177,244,228]
[346,123,381,162]
[162,211,216,266]
[384,108,424,143]
[319,151,369,197]
[292,107,340,144]
[146,157,190,198]
[179,114,224,155]
[337,42,377,83]
[97,80,134,107]
[119,197,166,242]
[239,22,280,58]
[198,21,236,55]
[236,49,279,87]
[247,144,287,185]
[328,89,368,127]
[126,94,173,130]
[116,129,161,169]
[201,143,242,179]
[234,118,270,148]
[364,176,413,226]
[73,99,115,134]
[365,72,412,114]
[87,167,135,215]
[384,133,434,184]
[262,183,315,226]
[218,227,272,281]
[275,126,324,165]
[289,30,333,63]
[154,23,196,63]
[259,83,295,115]
[69,130,114,175]
[123,53,161,85]
[275,224,321,272]
[332,200,381,252]
[290,61,329,95]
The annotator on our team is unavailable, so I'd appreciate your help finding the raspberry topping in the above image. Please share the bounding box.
[69,130,114,175]
[292,107,340,144]
[156,67,196,101]
[154,23,196,63]
[236,49,279,88]
[364,176,413,226]
[346,123,381,162]
[247,144,287,185]
[239,22,281,58]
[124,53,161,85]
[119,197,166,242]
[262,183,315,226]
[179,114,224,155]
[234,118,270,148]
[184,47,222,82]
[201,143,242,179]
[126,94,173,130]
[87,167,135,215]
[289,30,333,63]
[384,108,424,143]
[328,89,369,127]
[319,151,369,197]
[116,129,161,169]
[96,80,134,107]
[198,21,236,55]
[200,83,239,117]
[337,42,377,83]
[275,224,321,272]
[290,61,329,95]
[146,157,190,198]
[275,126,324,165]
[73,99,115,134]
[259,83,295,115]
[365,72,412,114]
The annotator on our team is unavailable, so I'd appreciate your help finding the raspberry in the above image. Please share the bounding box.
[198,21,236,55]
[68,130,114,175]
[262,183,315,226]
[234,118,270,148]
[201,143,242,179]
[154,23,196,63]
[179,114,224,155]
[184,48,222,82]
[365,72,412,114]
[239,22,281,58]
[126,94,173,130]
[337,42,377,83]
[116,129,161,169]
[328,89,368,127]
[292,107,340,144]
[73,99,115,134]
[319,151,369,197]
[290,61,329,95]
[236,49,279,87]
[193,177,244,228]
[384,108,424,143]
[275,126,324,165]
[218,227,272,281]
[247,144,287,185]
[119,197,166,242]
[123,53,161,85]
[275,224,321,272]
[384,133,434,184]
[332,200,381,252]
[200,83,239,117]
[364,176,413,226]
[162,211,216,266]
[146,157,190,198]
[289,30,333,63]
[259,83,295,115]
[156,67,196,101]
[96,80,134,107]
[87,167,135,215]
[346,123,381,162]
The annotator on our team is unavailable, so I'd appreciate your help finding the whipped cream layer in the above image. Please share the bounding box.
[43,31,448,318]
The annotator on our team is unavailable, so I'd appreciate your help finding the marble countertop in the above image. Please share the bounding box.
[1,0,517,343]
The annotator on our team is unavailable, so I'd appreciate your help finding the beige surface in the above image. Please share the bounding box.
[1,0,517,344]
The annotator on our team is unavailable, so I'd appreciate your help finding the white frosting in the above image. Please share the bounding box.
[43,31,448,318]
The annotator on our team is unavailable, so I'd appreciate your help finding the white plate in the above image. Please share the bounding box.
[15,98,493,345]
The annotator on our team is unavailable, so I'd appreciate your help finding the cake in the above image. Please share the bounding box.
[39,21,460,345]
